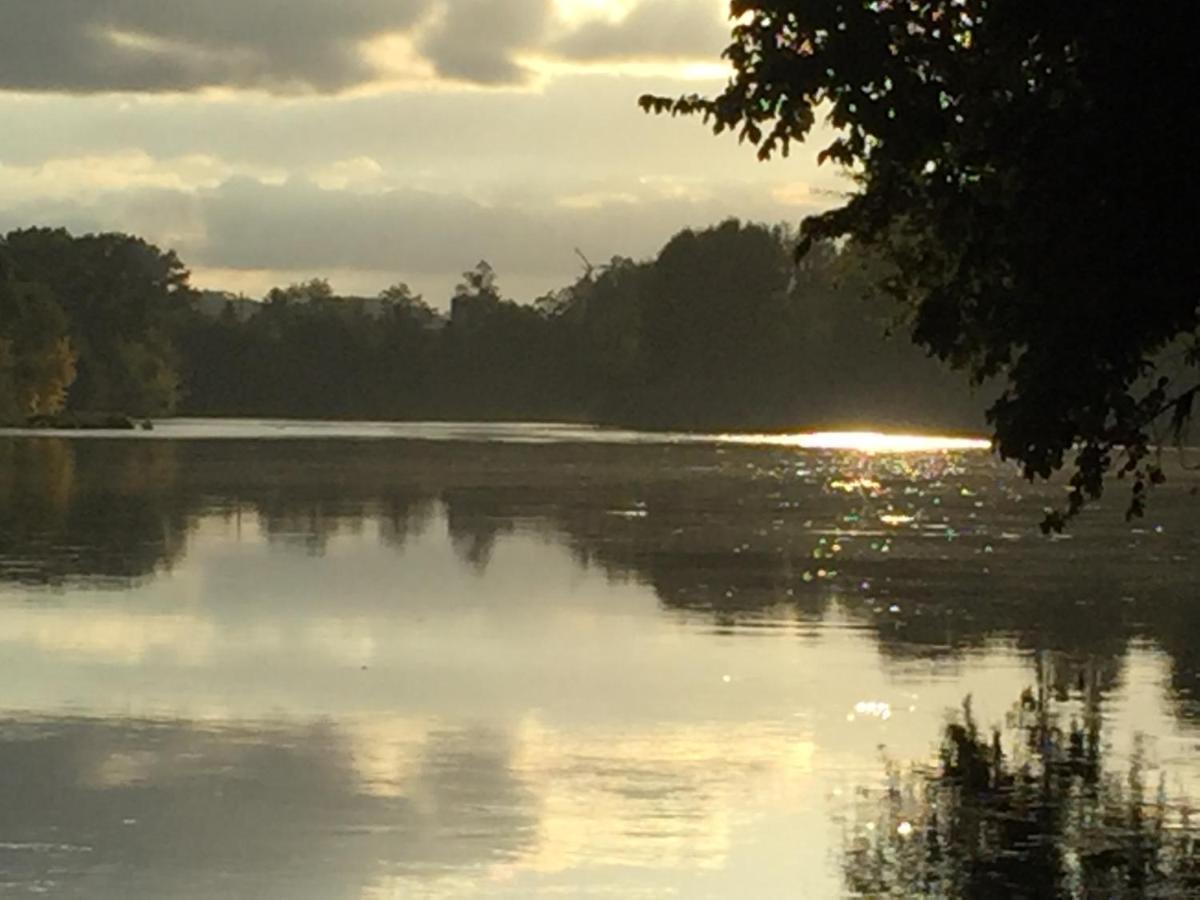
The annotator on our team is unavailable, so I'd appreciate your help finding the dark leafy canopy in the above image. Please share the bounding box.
[3,222,984,429]
[177,221,982,429]
[642,1,1200,528]
[0,251,76,421]
[3,228,189,417]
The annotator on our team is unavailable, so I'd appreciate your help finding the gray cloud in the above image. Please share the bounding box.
[551,0,729,62]
[195,175,822,300]
[0,0,431,93]
[418,0,551,85]
[0,0,836,303]
[2,173,822,300]
[0,0,730,95]
[0,75,784,184]
[197,176,712,278]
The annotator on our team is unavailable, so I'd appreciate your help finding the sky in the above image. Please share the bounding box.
[0,0,843,305]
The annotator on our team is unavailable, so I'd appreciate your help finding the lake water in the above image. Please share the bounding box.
[1,420,1198,898]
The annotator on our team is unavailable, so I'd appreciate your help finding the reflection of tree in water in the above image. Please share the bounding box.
[844,659,1200,898]
[3,437,1199,722]
[0,438,188,586]
[1143,597,1200,729]
[377,489,436,551]
[255,492,369,554]
[0,439,444,578]
[201,444,438,556]
[442,487,518,572]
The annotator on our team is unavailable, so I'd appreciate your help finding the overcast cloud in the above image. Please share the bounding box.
[552,0,728,61]
[0,0,840,302]
[0,169,828,299]
[0,0,731,93]
[0,0,431,93]
[418,0,551,85]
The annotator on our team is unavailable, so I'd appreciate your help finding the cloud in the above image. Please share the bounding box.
[0,0,731,94]
[194,175,632,277]
[0,0,433,94]
[2,170,826,300]
[550,0,728,62]
[0,73,795,191]
[188,175,824,293]
[417,0,551,85]
[0,15,846,301]
[0,151,240,201]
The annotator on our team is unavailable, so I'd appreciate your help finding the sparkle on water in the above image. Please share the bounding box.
[720,431,992,453]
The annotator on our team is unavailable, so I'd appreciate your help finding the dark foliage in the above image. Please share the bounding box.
[2,228,187,417]
[642,1,1200,528]
[2,222,984,433]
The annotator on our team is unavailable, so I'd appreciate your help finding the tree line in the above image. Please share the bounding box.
[1,221,984,430]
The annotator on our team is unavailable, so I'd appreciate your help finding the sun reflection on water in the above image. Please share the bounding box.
[720,431,991,453]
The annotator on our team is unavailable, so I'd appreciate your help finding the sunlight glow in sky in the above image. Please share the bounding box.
[553,0,635,25]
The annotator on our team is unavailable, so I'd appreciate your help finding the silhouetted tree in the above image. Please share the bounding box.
[637,220,795,424]
[439,261,567,418]
[551,255,650,419]
[3,228,189,416]
[642,1,1199,527]
[0,254,76,422]
[2,222,987,429]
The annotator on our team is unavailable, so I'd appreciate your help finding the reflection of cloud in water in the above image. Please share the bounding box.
[0,716,539,899]
[0,606,401,670]
[507,716,817,875]
[0,608,218,665]
[0,711,826,896]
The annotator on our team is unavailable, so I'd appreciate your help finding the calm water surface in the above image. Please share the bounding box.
[0,421,1198,898]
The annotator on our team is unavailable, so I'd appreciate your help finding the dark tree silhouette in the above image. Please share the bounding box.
[0,250,76,420]
[3,228,189,417]
[2,221,984,430]
[641,1,1200,528]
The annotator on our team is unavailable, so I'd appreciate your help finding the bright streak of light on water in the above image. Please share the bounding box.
[717,431,992,453]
